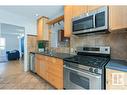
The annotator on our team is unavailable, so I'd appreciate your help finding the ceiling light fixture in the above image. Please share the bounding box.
[35,13,39,17]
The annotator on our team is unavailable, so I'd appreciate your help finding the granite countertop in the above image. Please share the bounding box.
[106,59,127,72]
[31,52,75,59]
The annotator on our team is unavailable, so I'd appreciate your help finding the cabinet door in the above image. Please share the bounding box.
[27,35,37,52]
[39,55,48,80]
[37,18,43,40]
[37,17,49,40]
[87,6,102,12]
[27,36,32,52]
[64,6,73,37]
[109,6,127,30]
[43,18,49,40]
[40,60,46,79]
[47,72,63,89]
[35,55,40,75]
[72,5,87,17]
[35,58,38,73]
[106,69,127,90]
[47,57,64,89]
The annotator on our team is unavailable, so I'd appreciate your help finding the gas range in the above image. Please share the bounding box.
[64,52,110,74]
[64,46,110,89]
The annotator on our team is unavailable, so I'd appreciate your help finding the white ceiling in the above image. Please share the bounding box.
[0,6,64,20]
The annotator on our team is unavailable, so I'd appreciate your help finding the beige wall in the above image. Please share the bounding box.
[70,30,127,61]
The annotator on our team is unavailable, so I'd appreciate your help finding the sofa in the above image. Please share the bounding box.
[6,50,20,60]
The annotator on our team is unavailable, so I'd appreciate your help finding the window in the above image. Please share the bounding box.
[0,37,5,50]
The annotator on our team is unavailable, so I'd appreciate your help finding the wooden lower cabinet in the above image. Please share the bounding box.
[35,54,63,89]
[35,55,40,75]
[47,73,63,89]
[40,60,48,80]
[106,68,127,90]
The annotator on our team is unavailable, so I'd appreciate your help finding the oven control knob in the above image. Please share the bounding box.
[94,69,98,74]
[89,68,93,72]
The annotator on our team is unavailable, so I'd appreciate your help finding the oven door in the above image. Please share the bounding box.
[64,65,101,89]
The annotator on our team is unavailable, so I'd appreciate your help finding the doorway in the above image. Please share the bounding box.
[0,23,26,80]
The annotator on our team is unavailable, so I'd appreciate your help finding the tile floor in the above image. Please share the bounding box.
[0,60,55,89]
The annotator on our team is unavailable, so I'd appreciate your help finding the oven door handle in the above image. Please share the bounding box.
[64,65,101,78]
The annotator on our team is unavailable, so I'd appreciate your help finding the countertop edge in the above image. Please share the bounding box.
[31,52,75,59]
[106,59,127,72]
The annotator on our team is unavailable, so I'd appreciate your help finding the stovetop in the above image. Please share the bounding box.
[64,54,110,69]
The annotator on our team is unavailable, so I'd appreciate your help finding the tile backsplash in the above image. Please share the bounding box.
[50,47,70,54]
[70,30,127,60]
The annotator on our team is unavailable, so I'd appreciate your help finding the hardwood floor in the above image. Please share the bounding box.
[0,61,55,89]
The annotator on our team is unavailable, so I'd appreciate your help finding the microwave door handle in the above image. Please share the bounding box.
[93,14,96,28]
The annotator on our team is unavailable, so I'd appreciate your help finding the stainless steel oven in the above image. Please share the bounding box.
[64,61,101,89]
[64,46,110,90]
[72,6,108,34]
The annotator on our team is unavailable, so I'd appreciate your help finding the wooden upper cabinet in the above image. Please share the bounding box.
[87,6,102,12]
[64,6,73,37]
[72,6,101,17]
[109,6,127,30]
[37,17,49,41]
[72,6,87,17]
[27,35,37,52]
[64,5,127,37]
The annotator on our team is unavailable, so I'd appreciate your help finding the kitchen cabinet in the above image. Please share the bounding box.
[87,6,102,12]
[109,6,127,30]
[39,55,48,80]
[37,16,49,41]
[72,6,87,17]
[35,54,41,75]
[72,6,101,17]
[47,57,63,89]
[64,5,100,37]
[106,68,127,90]
[27,35,37,52]
[58,30,64,42]
[64,5,127,37]
[64,5,88,37]
[35,54,63,89]
[64,6,73,37]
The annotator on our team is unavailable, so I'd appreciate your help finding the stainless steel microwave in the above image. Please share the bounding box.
[72,6,108,35]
